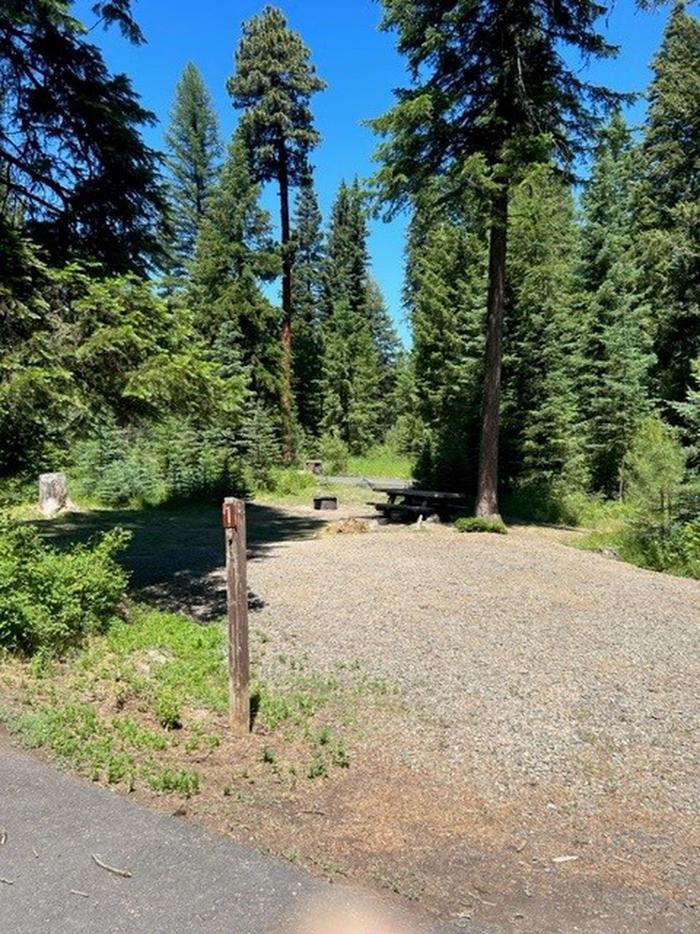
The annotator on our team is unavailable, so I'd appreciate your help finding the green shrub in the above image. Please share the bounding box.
[0,521,129,656]
[307,756,328,779]
[240,402,281,489]
[0,474,37,510]
[618,517,700,578]
[72,427,165,507]
[622,415,687,518]
[332,740,350,769]
[71,416,246,507]
[318,433,349,475]
[502,483,589,526]
[259,467,316,497]
[347,444,412,479]
[155,688,182,730]
[384,415,426,460]
[147,766,200,797]
[587,416,700,579]
[455,516,508,534]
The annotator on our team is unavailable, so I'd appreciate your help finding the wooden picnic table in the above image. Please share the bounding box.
[368,485,469,521]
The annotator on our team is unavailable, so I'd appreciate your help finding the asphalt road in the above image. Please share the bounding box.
[0,735,471,934]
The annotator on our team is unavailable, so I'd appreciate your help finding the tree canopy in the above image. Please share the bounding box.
[164,62,221,277]
[228,5,326,459]
[0,0,164,274]
[372,0,626,517]
[1,0,699,569]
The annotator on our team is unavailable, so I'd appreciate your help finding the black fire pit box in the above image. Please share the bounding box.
[313,495,338,510]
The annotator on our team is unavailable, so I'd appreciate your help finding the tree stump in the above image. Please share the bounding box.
[39,473,68,516]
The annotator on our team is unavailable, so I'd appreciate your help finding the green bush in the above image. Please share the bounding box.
[0,474,38,510]
[602,416,700,578]
[0,521,130,656]
[455,516,508,534]
[240,402,281,489]
[258,467,316,497]
[72,426,165,507]
[502,483,590,526]
[622,415,687,518]
[72,416,245,507]
[318,433,349,475]
[155,688,183,730]
[618,517,700,578]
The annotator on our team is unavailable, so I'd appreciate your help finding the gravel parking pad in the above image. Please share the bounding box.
[246,520,700,931]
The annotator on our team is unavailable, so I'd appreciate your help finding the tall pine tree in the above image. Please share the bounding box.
[406,190,487,490]
[366,277,401,432]
[323,179,370,315]
[372,0,623,516]
[504,165,587,499]
[320,299,383,453]
[164,63,221,277]
[638,2,700,407]
[0,0,164,274]
[190,130,281,408]
[228,6,326,459]
[291,176,324,436]
[387,348,425,458]
[579,113,654,495]
[319,179,385,451]
[674,359,700,470]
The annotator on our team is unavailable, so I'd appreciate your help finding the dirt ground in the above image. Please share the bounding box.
[25,501,700,931]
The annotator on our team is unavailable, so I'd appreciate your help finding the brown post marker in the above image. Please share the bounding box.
[222,497,250,731]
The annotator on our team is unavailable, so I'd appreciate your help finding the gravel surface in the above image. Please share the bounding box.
[245,517,700,929]
[32,503,700,929]
[250,522,700,811]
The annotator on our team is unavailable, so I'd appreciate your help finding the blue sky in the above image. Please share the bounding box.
[76,0,686,342]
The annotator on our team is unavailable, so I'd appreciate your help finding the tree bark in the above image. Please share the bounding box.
[475,185,508,519]
[278,140,294,463]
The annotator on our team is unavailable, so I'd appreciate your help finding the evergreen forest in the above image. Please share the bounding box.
[2,0,699,578]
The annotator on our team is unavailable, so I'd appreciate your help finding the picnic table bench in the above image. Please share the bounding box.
[368,485,469,522]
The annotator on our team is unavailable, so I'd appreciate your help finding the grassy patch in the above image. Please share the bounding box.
[102,607,229,711]
[147,766,200,796]
[574,518,700,579]
[253,476,370,508]
[347,446,412,479]
[455,516,508,534]
[0,605,363,799]
[4,703,170,790]
[253,467,316,500]
[252,673,331,731]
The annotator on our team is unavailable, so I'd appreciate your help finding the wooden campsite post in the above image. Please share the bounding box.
[222,497,250,731]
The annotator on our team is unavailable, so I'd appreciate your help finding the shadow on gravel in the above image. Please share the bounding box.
[34,501,324,621]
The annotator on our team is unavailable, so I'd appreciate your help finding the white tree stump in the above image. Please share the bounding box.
[39,472,68,516]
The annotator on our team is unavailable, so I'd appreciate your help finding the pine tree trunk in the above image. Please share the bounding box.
[475,185,508,519]
[278,141,294,463]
